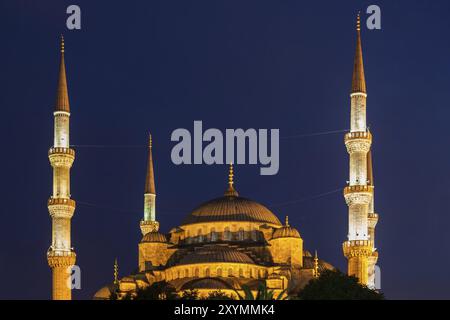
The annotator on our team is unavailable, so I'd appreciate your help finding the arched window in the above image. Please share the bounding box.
[228,268,233,277]
[238,228,245,241]
[239,268,244,277]
[185,269,189,278]
[197,229,203,242]
[259,269,265,278]
[205,268,211,277]
[224,227,231,241]
[211,228,218,242]
[217,268,223,277]
[195,268,199,277]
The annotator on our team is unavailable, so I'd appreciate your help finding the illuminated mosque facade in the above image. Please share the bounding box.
[46,15,379,300]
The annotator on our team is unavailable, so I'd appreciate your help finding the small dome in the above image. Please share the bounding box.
[272,226,301,239]
[141,231,167,243]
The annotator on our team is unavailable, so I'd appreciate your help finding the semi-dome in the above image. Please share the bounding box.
[272,216,301,239]
[141,231,167,243]
[181,278,234,290]
[174,247,254,266]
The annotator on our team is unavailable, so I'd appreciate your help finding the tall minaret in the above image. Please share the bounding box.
[367,150,379,288]
[342,14,376,286]
[140,134,159,235]
[47,36,77,300]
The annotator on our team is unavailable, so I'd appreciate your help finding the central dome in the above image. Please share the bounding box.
[181,195,282,226]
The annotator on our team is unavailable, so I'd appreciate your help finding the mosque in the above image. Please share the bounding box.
[46,14,379,300]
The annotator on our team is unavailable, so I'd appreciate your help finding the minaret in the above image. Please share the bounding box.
[140,134,159,235]
[342,14,374,285]
[367,150,379,288]
[47,35,77,300]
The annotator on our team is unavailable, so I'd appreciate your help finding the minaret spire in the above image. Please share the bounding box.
[140,133,159,235]
[224,163,238,197]
[47,36,77,300]
[351,12,366,94]
[145,134,156,194]
[56,35,70,112]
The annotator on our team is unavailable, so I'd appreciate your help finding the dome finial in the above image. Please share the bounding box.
[356,11,361,32]
[113,257,119,285]
[285,215,289,226]
[60,34,65,53]
[149,133,152,149]
[229,162,234,188]
[224,162,238,197]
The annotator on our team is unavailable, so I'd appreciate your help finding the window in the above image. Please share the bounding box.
[217,268,222,277]
[205,268,211,277]
[224,227,231,241]
[238,228,245,241]
[228,268,233,277]
[211,228,218,242]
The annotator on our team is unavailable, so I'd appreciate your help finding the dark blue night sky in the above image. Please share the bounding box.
[1,0,450,299]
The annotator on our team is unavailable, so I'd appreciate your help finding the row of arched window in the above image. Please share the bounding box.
[165,266,267,281]
[184,228,261,244]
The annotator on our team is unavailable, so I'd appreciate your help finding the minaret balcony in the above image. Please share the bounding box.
[49,147,75,167]
[48,197,76,207]
[342,240,373,258]
[48,198,76,218]
[47,249,76,268]
[344,185,373,195]
[49,147,75,156]
[344,131,372,153]
[343,185,373,205]
[345,131,372,142]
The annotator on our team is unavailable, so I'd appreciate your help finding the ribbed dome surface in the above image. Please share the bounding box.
[141,231,167,243]
[272,226,301,239]
[181,278,232,290]
[176,247,254,266]
[182,196,281,226]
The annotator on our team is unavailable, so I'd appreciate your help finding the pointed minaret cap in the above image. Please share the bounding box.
[351,12,366,94]
[224,163,239,197]
[55,35,70,112]
[145,133,156,194]
[285,216,289,227]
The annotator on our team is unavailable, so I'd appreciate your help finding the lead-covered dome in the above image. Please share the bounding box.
[175,247,254,266]
[272,226,301,239]
[181,164,282,226]
[141,231,167,243]
[181,195,281,226]
[272,216,301,239]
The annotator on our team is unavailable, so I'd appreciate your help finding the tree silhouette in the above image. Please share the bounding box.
[298,270,384,300]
